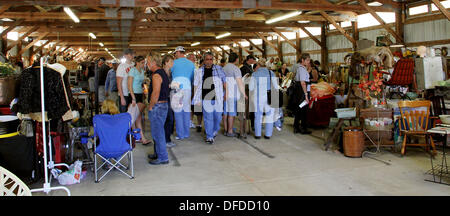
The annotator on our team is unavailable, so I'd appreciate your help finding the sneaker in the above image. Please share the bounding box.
[276,126,282,131]
[264,136,271,139]
[148,159,169,165]
[206,138,214,144]
[166,142,176,148]
[254,136,261,139]
[190,122,196,128]
[175,136,182,140]
[147,154,157,160]
[225,132,237,137]
[238,133,247,139]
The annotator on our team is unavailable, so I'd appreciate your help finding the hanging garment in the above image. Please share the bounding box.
[16,65,69,121]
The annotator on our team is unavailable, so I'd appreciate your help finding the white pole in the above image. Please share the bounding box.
[39,57,50,191]
[30,57,71,196]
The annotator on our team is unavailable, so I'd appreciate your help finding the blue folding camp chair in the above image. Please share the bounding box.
[93,113,134,183]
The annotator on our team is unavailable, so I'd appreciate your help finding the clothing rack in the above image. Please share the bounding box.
[30,57,71,196]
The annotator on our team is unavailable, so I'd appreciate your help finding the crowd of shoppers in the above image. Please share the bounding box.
[97,46,320,166]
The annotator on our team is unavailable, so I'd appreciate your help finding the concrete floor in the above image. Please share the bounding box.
[31,117,450,196]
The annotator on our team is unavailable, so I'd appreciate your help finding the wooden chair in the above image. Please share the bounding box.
[398,100,437,156]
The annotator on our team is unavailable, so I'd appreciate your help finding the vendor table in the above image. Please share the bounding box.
[425,125,450,186]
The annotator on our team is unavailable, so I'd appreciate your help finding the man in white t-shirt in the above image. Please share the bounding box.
[116,48,135,113]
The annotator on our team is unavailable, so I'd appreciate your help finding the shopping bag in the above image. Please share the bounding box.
[57,160,83,185]
[127,104,140,126]
[171,90,184,110]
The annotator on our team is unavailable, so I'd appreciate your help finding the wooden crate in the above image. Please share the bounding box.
[360,108,395,146]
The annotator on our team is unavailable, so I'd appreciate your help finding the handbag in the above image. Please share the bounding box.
[19,119,34,137]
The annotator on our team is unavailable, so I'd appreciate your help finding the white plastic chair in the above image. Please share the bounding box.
[0,166,32,196]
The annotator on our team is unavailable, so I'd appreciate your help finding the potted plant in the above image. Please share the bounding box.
[0,61,19,105]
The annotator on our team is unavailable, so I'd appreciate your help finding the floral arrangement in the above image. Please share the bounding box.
[0,62,15,77]
[358,66,385,104]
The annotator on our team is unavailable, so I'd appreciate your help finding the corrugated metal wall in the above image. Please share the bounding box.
[249,18,449,68]
[405,19,450,43]
[404,18,450,48]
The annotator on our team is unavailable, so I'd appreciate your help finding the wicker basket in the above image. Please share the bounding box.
[343,127,365,158]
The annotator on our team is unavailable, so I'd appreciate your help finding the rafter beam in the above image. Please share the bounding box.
[31,39,51,55]
[232,40,251,53]
[431,0,450,21]
[34,5,48,13]
[0,4,10,15]
[298,26,322,47]
[6,26,39,52]
[255,32,279,53]
[272,28,300,52]
[0,0,393,12]
[358,0,404,43]
[169,1,394,12]
[0,19,24,38]
[91,6,105,13]
[246,39,264,53]
[320,11,356,45]
[52,43,68,56]
[217,46,230,55]
[18,32,49,56]
[211,48,223,58]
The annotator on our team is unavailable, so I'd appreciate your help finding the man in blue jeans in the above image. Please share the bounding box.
[171,46,195,140]
[192,52,227,144]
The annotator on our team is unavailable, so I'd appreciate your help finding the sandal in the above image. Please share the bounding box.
[142,140,153,145]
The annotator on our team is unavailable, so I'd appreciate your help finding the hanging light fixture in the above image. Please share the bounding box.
[266,11,302,24]
[216,32,231,39]
[191,42,200,46]
[99,42,104,47]
[89,33,96,39]
[64,7,80,23]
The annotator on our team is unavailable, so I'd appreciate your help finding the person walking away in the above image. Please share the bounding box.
[192,52,227,144]
[223,53,247,137]
[105,60,119,104]
[171,46,195,140]
[128,56,152,145]
[147,53,173,165]
[94,57,110,113]
[293,53,312,134]
[249,59,279,139]
[116,48,135,113]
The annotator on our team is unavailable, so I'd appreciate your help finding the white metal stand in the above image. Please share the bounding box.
[30,57,71,196]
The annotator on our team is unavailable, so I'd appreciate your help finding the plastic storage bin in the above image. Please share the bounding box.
[335,108,356,119]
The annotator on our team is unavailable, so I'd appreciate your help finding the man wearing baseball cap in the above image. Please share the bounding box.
[116,48,135,113]
[171,46,195,140]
